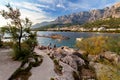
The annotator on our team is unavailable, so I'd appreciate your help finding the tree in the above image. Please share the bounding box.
[0,4,37,60]
[0,35,2,47]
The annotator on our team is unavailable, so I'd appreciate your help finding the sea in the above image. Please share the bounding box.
[37,31,120,48]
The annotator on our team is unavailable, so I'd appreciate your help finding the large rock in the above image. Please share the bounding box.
[100,51,120,64]
[50,47,86,70]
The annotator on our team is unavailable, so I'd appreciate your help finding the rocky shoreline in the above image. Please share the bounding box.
[0,46,120,80]
[38,46,120,80]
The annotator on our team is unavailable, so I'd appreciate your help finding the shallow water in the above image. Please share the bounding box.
[37,31,120,48]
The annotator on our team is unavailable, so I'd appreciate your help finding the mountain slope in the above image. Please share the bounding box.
[32,21,56,29]
[55,2,120,24]
[32,2,120,29]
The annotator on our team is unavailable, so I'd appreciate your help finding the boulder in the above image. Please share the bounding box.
[100,51,120,64]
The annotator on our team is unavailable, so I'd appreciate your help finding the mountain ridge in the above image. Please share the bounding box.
[32,2,120,28]
[55,2,120,24]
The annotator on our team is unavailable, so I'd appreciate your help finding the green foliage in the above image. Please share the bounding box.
[0,4,37,60]
[76,36,120,55]
[72,71,80,80]
[106,37,120,55]
[53,59,59,65]
[53,59,63,75]
[12,43,30,60]
[76,36,108,55]
[96,59,120,80]
[82,18,120,28]
[32,23,76,31]
[3,41,13,48]
[50,77,55,80]
[32,17,120,31]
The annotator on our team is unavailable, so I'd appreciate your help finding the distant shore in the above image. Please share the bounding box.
[32,29,120,33]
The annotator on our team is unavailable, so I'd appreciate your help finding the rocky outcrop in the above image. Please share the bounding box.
[55,12,91,24]
[88,51,120,80]
[48,46,96,80]
[55,2,120,24]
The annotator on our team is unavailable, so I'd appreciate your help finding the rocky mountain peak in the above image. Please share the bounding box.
[33,2,120,28]
[54,2,120,24]
[113,2,120,8]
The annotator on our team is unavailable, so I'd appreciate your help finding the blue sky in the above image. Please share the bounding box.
[0,0,120,26]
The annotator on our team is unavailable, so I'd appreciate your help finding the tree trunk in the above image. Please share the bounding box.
[18,22,22,53]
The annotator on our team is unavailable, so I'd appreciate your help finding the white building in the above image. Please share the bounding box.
[98,27,106,31]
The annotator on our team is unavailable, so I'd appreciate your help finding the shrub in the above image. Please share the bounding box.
[53,59,63,75]
[53,59,59,65]
[76,36,108,55]
[50,77,55,80]
[12,43,31,60]
[72,71,80,80]
[2,41,13,48]
[76,36,120,55]
[106,37,120,55]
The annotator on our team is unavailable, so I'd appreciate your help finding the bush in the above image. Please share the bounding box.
[12,43,31,60]
[53,59,59,65]
[106,37,120,55]
[53,59,63,75]
[2,41,13,48]
[76,36,120,55]
[76,36,108,55]
[72,71,80,80]
[50,77,55,80]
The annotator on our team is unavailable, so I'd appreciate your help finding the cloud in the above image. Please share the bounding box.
[67,1,91,10]
[0,16,9,27]
[56,4,65,9]
[12,2,55,24]
[38,0,54,4]
[20,8,54,25]
[11,2,44,13]
[0,5,11,27]
[0,1,55,27]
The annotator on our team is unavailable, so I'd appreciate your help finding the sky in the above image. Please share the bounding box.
[0,0,120,27]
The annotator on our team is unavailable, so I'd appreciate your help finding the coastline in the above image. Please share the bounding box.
[32,30,120,33]
[0,45,120,80]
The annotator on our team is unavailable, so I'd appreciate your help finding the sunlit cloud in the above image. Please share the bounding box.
[0,1,55,27]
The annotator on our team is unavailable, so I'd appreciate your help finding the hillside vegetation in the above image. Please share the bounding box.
[82,18,120,28]
[32,17,120,31]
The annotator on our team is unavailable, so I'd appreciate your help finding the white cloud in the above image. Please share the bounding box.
[12,2,55,24]
[11,2,43,13]
[0,5,10,27]
[56,4,65,9]
[67,1,91,11]
[20,9,54,25]
[0,16,8,27]
[38,0,54,4]
[0,1,55,27]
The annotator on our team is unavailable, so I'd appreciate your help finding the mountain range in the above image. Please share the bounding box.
[32,2,120,28]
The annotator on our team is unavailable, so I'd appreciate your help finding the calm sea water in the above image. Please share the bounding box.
[37,31,120,48]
